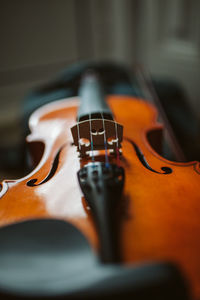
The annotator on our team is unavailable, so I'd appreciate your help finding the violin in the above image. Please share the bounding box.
[0,71,200,299]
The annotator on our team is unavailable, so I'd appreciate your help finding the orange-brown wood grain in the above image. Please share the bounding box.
[0,96,200,298]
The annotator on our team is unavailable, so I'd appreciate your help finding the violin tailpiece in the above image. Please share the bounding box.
[77,162,125,263]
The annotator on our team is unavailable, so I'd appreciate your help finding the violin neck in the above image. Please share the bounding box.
[77,71,113,121]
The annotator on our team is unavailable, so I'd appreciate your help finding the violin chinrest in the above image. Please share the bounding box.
[0,219,188,299]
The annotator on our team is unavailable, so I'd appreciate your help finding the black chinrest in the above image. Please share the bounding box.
[0,219,188,299]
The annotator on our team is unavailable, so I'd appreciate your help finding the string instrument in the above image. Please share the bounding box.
[0,72,200,299]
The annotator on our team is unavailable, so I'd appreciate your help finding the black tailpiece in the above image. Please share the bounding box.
[78,162,125,263]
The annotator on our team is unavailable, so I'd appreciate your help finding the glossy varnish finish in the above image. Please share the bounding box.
[0,96,200,298]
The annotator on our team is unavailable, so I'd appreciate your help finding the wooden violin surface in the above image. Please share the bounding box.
[0,95,200,298]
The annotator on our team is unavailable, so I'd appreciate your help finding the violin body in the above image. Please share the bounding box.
[0,95,200,298]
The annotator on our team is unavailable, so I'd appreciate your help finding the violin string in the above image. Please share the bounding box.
[101,112,109,168]
[115,121,120,166]
[77,117,81,151]
[89,114,95,163]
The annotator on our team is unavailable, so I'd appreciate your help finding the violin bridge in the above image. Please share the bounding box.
[70,119,123,157]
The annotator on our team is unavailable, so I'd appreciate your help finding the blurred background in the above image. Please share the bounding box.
[0,0,200,179]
